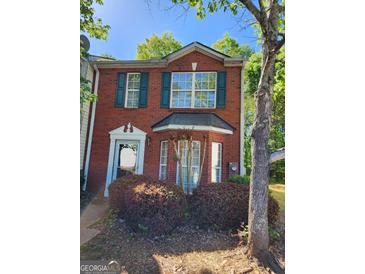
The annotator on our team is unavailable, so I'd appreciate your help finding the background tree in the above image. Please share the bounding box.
[80,0,110,109]
[244,49,285,182]
[212,32,254,59]
[99,53,116,59]
[80,0,110,43]
[171,0,285,267]
[136,32,182,60]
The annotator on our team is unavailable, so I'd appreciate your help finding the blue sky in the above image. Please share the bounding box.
[86,0,260,59]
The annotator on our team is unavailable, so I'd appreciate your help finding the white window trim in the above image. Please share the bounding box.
[170,71,217,109]
[125,72,140,108]
[159,140,168,180]
[211,142,222,183]
[176,140,201,192]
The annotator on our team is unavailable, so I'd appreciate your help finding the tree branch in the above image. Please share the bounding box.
[273,35,285,53]
[277,4,285,14]
[269,148,285,164]
[239,0,264,25]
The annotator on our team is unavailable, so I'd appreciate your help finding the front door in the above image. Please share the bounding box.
[112,140,139,180]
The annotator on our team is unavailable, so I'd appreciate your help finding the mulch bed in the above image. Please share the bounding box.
[81,216,285,274]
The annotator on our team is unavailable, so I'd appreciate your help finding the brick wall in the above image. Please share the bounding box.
[87,51,242,193]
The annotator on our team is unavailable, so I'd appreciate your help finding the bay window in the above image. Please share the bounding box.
[171,72,216,108]
[176,140,201,193]
[159,141,168,180]
[211,142,222,183]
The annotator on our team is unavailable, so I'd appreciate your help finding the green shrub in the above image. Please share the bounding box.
[226,175,250,184]
[109,175,187,236]
[190,183,279,230]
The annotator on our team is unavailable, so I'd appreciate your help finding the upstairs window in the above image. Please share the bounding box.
[171,72,216,108]
[125,73,140,108]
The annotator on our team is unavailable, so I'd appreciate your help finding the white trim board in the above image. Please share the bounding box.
[152,124,233,135]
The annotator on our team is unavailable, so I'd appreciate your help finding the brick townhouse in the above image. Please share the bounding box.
[83,42,246,196]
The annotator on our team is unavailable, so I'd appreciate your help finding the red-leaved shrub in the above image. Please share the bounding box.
[109,175,187,236]
[190,183,279,230]
[109,175,153,217]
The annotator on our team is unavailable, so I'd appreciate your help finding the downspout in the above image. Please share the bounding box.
[83,64,99,190]
[240,60,246,176]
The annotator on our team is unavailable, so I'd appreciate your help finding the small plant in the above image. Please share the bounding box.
[237,222,249,245]
[104,209,119,229]
[226,175,250,184]
[138,224,149,234]
[269,226,281,242]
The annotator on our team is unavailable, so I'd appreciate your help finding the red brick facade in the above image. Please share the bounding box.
[87,50,242,194]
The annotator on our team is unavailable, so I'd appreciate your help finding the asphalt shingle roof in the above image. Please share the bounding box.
[151,112,235,131]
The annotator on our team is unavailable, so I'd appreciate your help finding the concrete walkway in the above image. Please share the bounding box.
[80,202,107,245]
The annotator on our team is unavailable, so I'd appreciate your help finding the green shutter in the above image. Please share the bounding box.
[216,71,226,108]
[115,73,126,108]
[139,72,149,108]
[160,72,171,108]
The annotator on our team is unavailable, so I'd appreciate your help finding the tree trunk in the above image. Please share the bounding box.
[186,137,192,194]
[248,43,277,258]
[197,135,207,185]
[178,140,184,190]
[171,138,184,191]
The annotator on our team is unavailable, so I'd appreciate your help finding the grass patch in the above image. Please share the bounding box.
[269,184,285,214]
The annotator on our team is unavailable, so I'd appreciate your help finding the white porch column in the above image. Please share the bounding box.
[104,137,116,197]
[137,136,146,174]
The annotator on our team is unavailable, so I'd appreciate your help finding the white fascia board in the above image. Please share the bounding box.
[93,60,167,69]
[166,43,227,63]
[152,124,233,135]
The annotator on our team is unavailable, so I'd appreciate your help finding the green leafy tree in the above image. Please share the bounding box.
[80,76,97,107]
[80,0,110,42]
[244,49,285,182]
[136,33,182,60]
[171,0,285,263]
[212,32,254,59]
[99,53,116,60]
[80,0,110,109]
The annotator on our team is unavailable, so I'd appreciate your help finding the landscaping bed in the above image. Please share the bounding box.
[81,220,284,274]
[81,177,285,273]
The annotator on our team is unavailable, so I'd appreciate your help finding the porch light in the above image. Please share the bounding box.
[147,136,152,146]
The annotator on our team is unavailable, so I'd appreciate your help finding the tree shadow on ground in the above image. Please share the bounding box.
[80,221,251,274]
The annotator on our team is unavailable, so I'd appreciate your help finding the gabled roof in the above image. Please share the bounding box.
[92,41,244,69]
[151,112,235,135]
[162,41,230,62]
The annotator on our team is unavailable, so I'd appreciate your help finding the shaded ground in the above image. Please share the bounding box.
[268,184,285,265]
[81,185,285,274]
[81,221,272,274]
[269,184,285,217]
